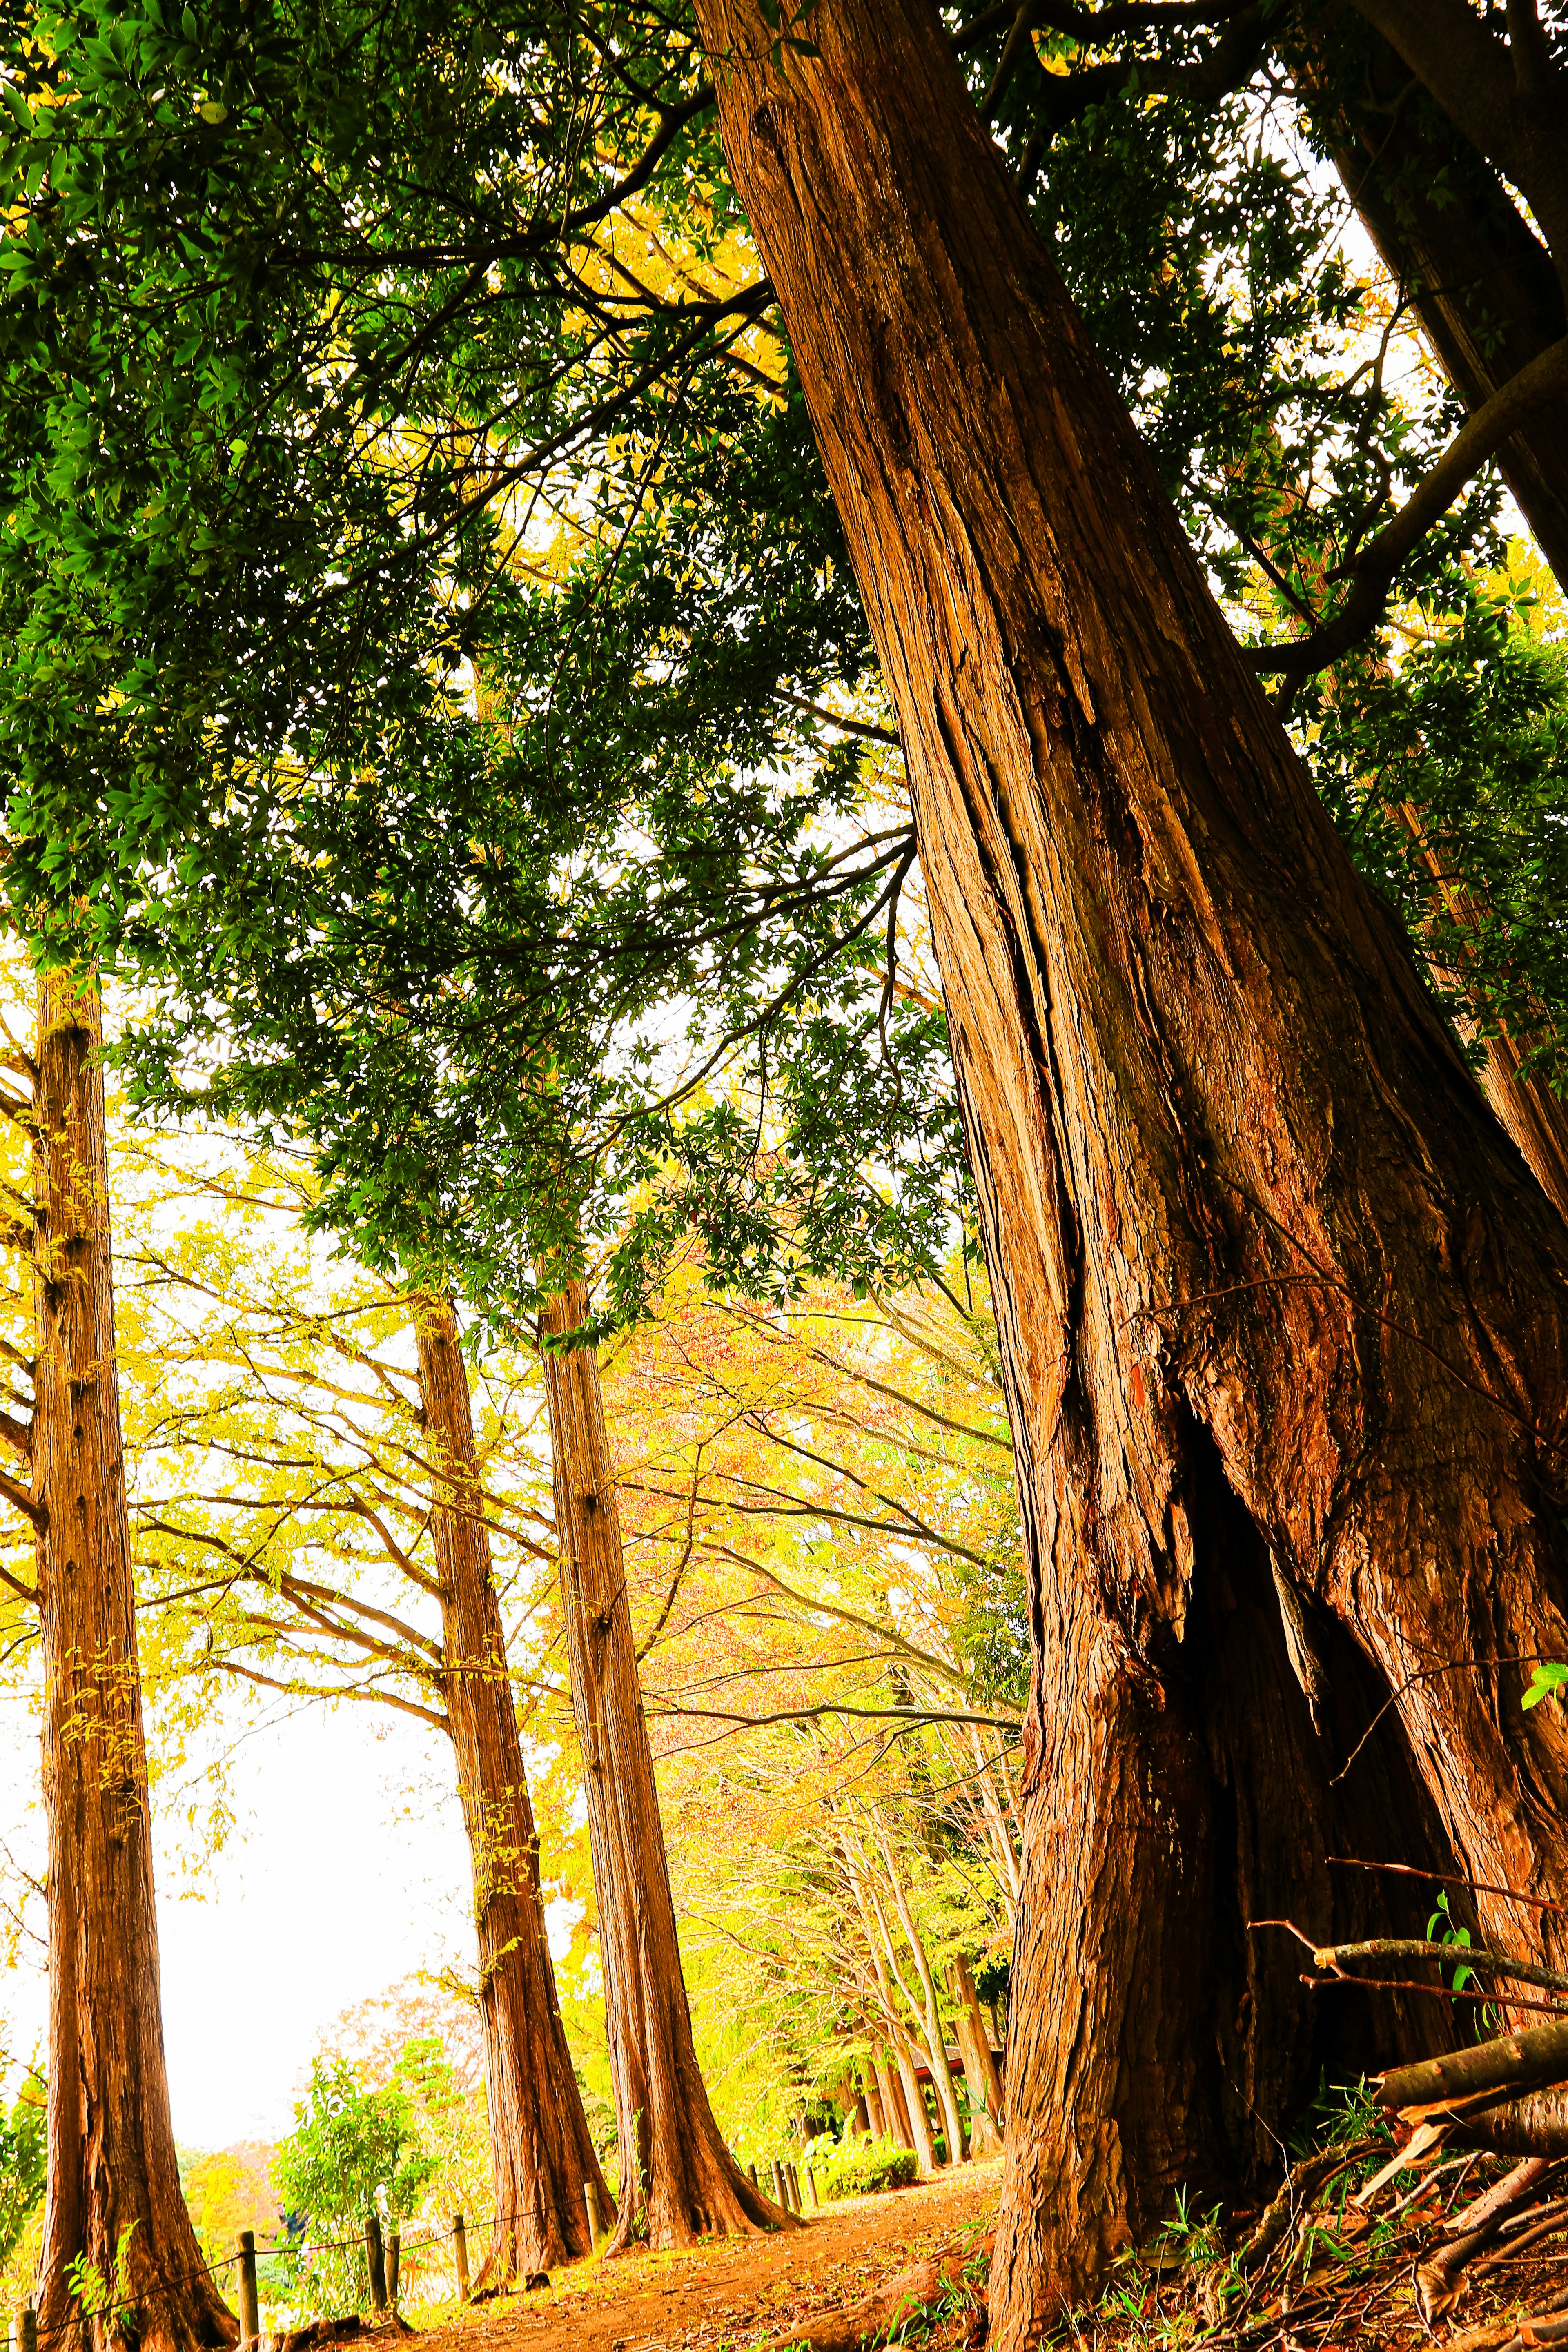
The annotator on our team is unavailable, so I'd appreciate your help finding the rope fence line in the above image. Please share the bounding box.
[7,2152,813,2351]
[6,2204,537,2352]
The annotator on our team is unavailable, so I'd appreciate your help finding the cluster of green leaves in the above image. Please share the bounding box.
[0,2067,45,2275]
[1311,580,1568,1091]
[808,2132,917,2201]
[272,2055,435,2316]
[0,0,974,1332]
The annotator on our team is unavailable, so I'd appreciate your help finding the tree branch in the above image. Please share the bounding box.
[1254,334,1568,688]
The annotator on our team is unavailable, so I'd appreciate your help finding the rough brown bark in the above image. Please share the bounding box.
[413,1297,611,2280]
[537,1283,788,2247]
[691,0,1568,2326]
[33,975,236,2352]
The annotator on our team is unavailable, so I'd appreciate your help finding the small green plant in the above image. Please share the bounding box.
[811,2133,918,2201]
[272,2057,436,2317]
[0,2069,46,2273]
[1523,1660,1568,1711]
[65,2223,138,2331]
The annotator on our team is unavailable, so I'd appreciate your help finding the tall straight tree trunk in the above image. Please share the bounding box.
[868,2045,906,2151]
[537,1282,786,2247]
[413,1297,612,2279]
[949,1958,1005,2154]
[1390,800,1568,1228]
[32,975,235,2352]
[873,1833,967,2160]
[694,0,1568,2328]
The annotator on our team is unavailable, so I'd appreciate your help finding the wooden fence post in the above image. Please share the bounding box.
[387,2231,400,2308]
[746,2162,757,2187]
[452,2212,470,2303]
[805,2165,820,2211]
[365,2212,388,2316]
[584,2183,602,2252]
[769,2158,784,2206]
[236,2230,260,2341]
[18,2308,35,2352]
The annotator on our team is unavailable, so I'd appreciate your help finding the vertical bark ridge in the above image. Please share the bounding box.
[413,1297,611,2280]
[538,1282,790,2247]
[33,973,236,2352]
[689,0,1568,2325]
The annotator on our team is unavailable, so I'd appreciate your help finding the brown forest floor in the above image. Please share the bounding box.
[404,2160,1001,2352]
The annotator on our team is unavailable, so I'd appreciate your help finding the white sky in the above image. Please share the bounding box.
[0,1691,575,2152]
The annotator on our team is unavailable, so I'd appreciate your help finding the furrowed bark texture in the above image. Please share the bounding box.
[538,1284,788,2247]
[692,0,1568,2328]
[414,1298,611,2280]
[33,976,236,2352]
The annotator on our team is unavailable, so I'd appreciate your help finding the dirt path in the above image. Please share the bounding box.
[410,2160,1002,2352]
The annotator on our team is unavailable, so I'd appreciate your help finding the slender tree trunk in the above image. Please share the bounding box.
[1287,24,1568,591]
[865,2051,902,2145]
[891,2042,936,2173]
[32,975,236,2352]
[695,0,1568,2327]
[848,1863,938,2171]
[949,1958,1005,2154]
[1390,801,1568,1228]
[414,1297,612,2280]
[537,1282,787,2247]
[875,1832,967,2160]
[968,1727,1022,1914]
[868,2045,904,2149]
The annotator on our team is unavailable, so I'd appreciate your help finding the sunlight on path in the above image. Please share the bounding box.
[408,2159,1002,2352]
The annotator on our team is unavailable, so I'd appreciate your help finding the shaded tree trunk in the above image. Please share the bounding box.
[1391,800,1568,1229]
[537,1282,787,2247]
[413,1297,612,2280]
[1288,23,1568,591]
[33,975,236,2352]
[949,1958,1005,2154]
[868,2044,906,2151]
[694,0,1568,2328]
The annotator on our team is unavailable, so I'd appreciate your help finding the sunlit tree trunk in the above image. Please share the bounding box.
[695,0,1568,2327]
[949,1958,1005,2154]
[414,1298,612,2279]
[874,1830,967,2160]
[33,974,236,2352]
[537,1282,787,2247]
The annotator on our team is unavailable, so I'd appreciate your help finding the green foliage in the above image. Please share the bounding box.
[811,2134,917,2201]
[65,2225,137,2322]
[1523,1660,1568,1711]
[1310,582,1568,1088]
[0,2070,45,2274]
[177,2144,280,2275]
[272,2057,434,2317]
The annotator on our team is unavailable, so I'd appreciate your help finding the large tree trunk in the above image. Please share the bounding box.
[537,1283,787,2247]
[692,0,1568,2327]
[33,976,236,2352]
[1287,24,1568,591]
[413,1297,612,2280]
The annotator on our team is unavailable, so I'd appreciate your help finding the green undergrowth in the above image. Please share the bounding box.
[1044,2080,1408,2352]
